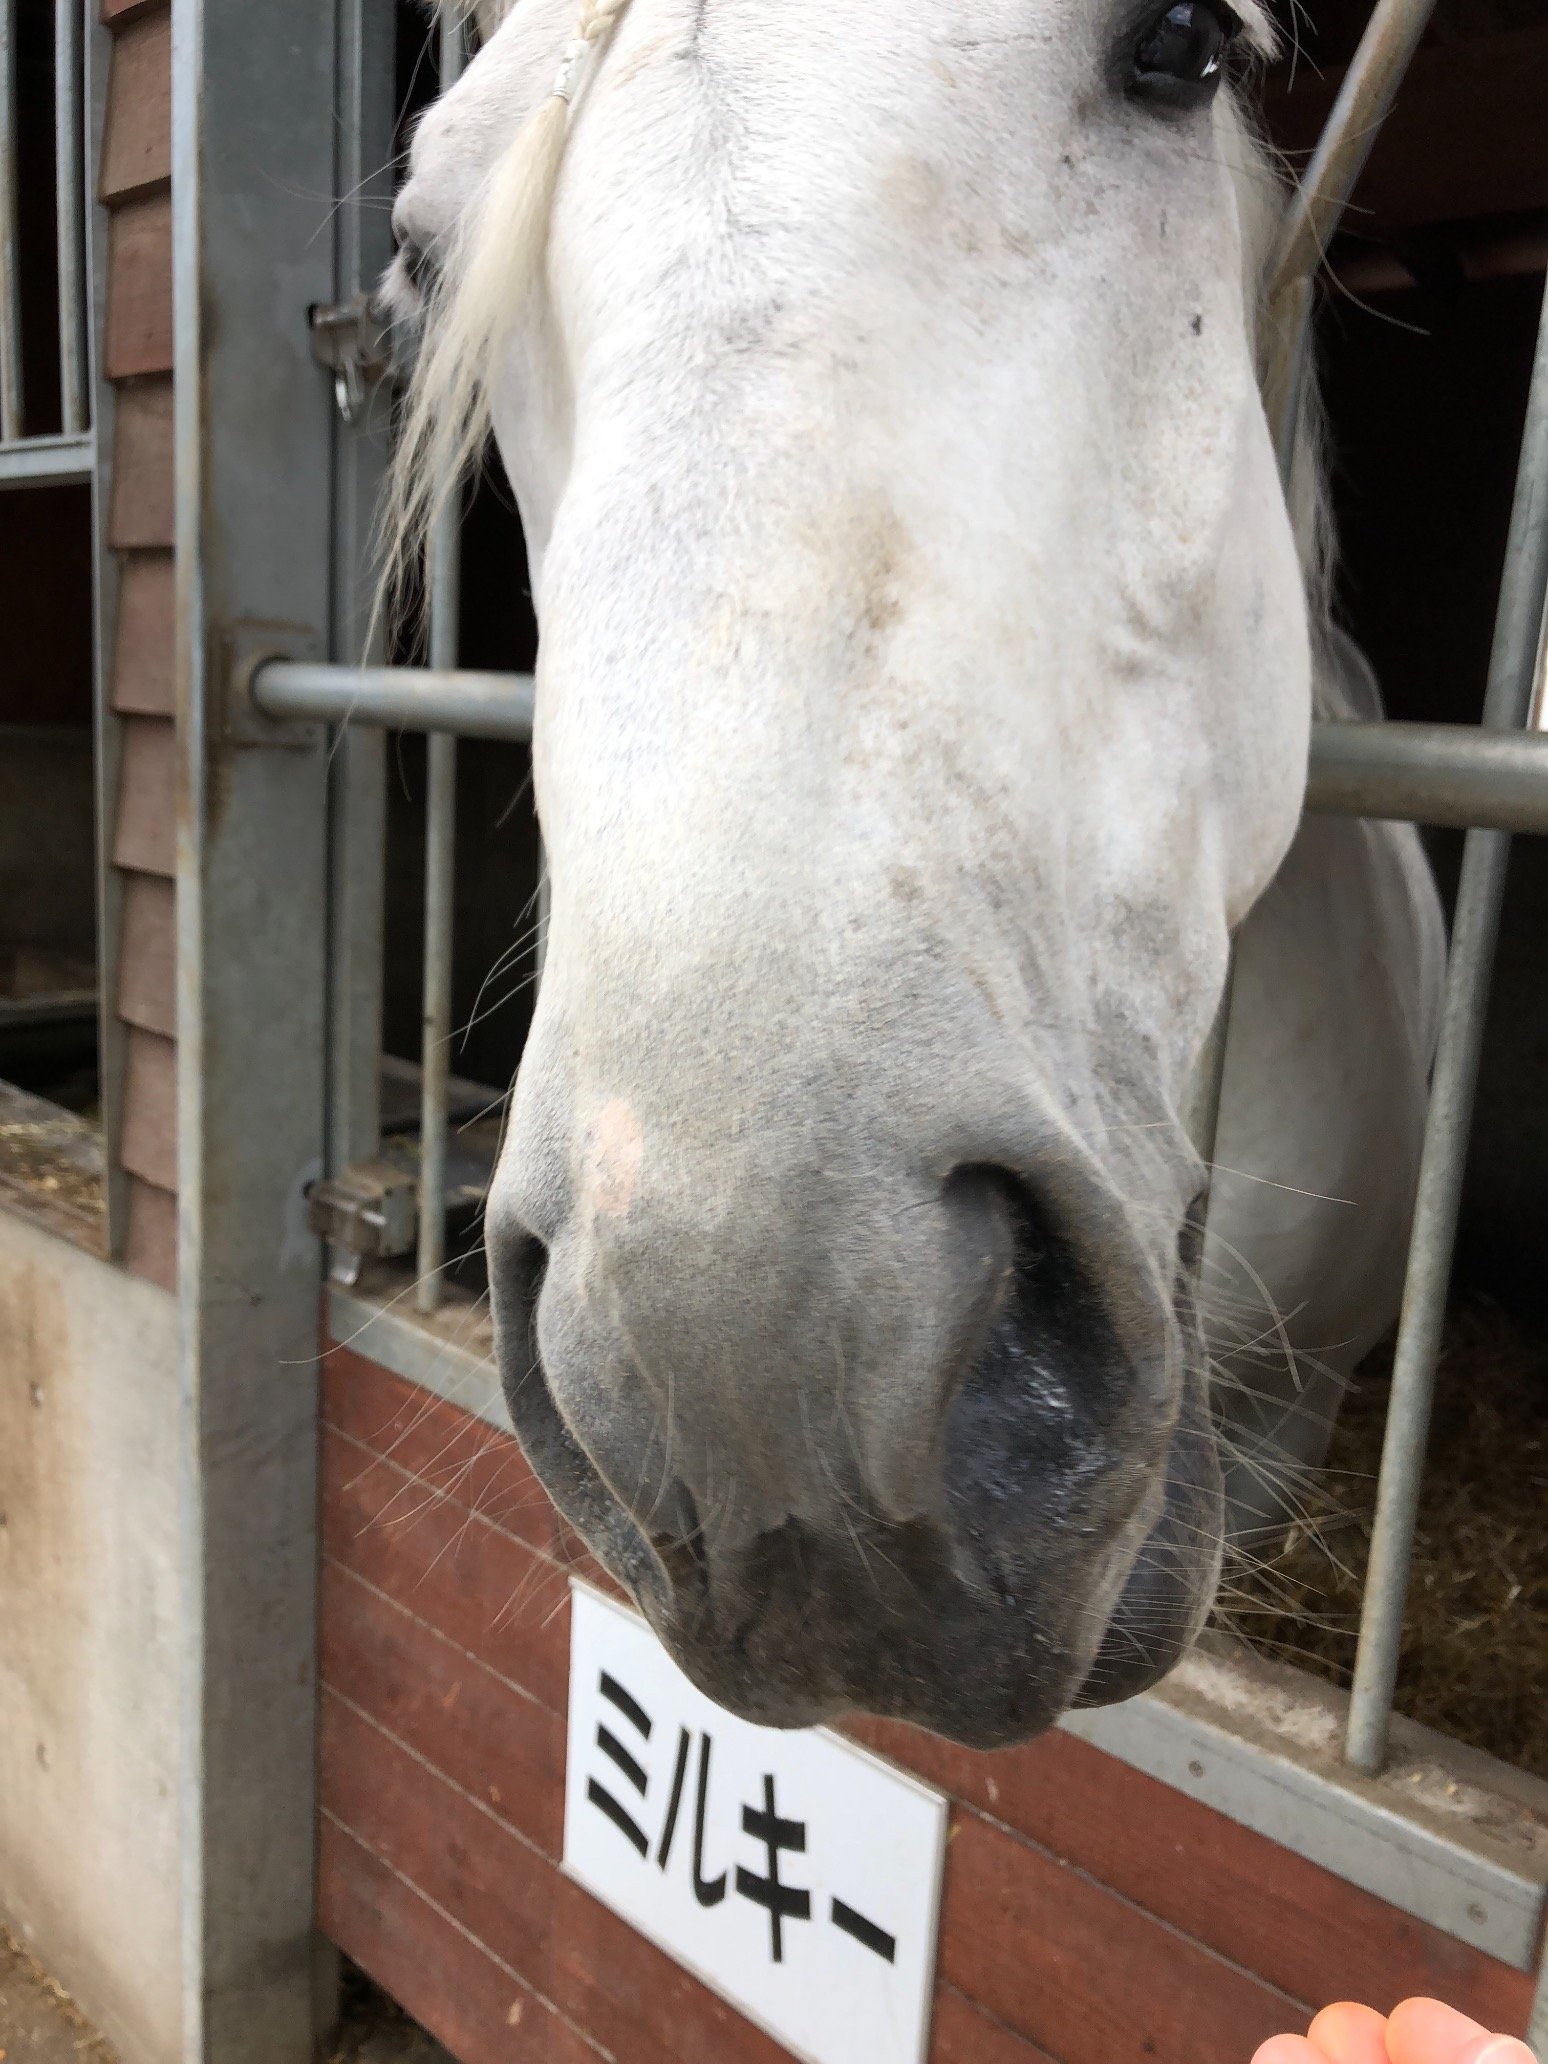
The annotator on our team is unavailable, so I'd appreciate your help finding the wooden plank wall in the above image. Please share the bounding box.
[317,1347,1536,2064]
[99,0,175,1291]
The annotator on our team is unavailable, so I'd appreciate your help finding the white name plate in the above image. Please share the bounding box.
[563,1582,948,2064]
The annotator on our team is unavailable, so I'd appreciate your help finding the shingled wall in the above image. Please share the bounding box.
[99,0,176,1291]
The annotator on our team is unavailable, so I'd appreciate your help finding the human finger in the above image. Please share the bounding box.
[1449,2036,1537,2064]
[1306,2001,1390,2064]
[1385,1998,1489,2064]
[1251,2037,1325,2064]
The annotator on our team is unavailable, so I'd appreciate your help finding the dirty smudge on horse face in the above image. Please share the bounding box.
[396,0,1310,1746]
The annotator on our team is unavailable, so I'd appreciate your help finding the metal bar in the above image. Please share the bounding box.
[1307,720,1548,833]
[1265,0,1440,313]
[1259,0,1438,453]
[173,0,341,2045]
[1268,274,1315,483]
[258,669,1548,833]
[1,0,24,439]
[0,430,92,484]
[1345,267,1548,1776]
[53,0,86,436]
[252,659,534,740]
[414,7,469,1318]
[416,519,462,1315]
[324,0,396,1207]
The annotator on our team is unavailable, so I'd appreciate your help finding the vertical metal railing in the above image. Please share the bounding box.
[416,515,461,1313]
[1344,267,1548,1773]
[53,0,85,436]
[0,0,23,441]
[323,0,394,1192]
[1211,0,1547,1787]
[0,0,92,463]
[414,8,467,1317]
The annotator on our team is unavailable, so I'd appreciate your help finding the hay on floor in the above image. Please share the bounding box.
[1220,1300,1548,1781]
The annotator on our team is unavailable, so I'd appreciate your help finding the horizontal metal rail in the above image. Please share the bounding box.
[250,660,534,742]
[0,429,93,487]
[1308,721,1548,833]
[253,663,1548,835]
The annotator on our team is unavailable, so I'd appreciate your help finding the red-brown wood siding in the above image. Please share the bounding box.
[100,0,175,1285]
[317,1346,1537,2064]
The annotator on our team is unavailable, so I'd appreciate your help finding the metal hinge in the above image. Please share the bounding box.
[307,1159,418,1287]
[309,294,392,426]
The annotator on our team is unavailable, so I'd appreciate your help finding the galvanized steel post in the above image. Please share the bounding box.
[172,0,346,2051]
[1345,266,1548,1775]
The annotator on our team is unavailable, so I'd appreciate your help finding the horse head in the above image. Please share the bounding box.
[385,0,1313,1747]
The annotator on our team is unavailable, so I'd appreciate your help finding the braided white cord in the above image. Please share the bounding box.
[552,0,633,102]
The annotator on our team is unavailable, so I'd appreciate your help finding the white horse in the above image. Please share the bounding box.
[384,0,1444,1746]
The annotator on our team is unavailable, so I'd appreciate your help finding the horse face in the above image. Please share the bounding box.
[389,0,1311,1745]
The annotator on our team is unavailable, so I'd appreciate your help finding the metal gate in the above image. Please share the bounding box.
[243,0,1548,2042]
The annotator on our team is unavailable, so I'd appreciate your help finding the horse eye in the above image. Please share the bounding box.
[1129,0,1242,106]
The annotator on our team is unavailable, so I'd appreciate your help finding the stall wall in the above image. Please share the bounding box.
[0,1210,182,2064]
[318,1344,1535,2064]
[100,0,178,1294]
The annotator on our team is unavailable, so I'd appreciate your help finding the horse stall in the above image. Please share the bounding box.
[2,2,1548,2062]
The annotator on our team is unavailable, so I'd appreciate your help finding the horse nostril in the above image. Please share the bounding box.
[938,1164,1054,1366]
[499,1229,549,1373]
[940,1165,1122,1543]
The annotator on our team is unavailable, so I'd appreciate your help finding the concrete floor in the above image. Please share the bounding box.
[0,1926,451,2064]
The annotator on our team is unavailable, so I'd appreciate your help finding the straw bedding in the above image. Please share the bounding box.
[1221,1301,1548,1780]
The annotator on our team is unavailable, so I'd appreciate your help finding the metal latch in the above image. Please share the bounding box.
[309,294,392,426]
[308,1159,418,1286]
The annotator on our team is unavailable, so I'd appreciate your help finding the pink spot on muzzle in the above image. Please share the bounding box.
[581,1098,645,1219]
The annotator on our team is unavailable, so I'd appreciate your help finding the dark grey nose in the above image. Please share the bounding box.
[489,1155,1192,1739]
[494,1164,1104,1571]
